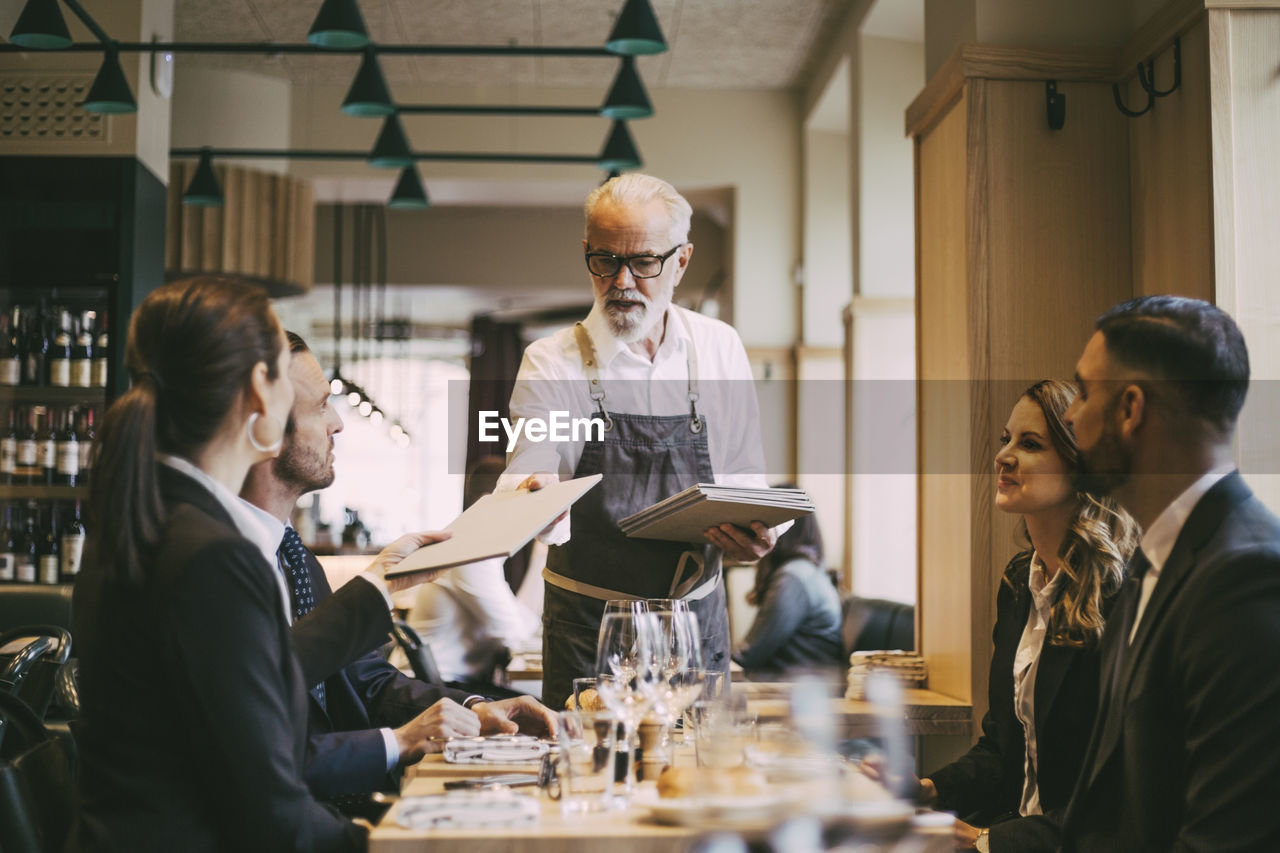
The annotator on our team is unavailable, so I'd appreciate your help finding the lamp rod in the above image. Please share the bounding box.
[170,147,598,164]
[396,105,599,116]
[0,41,612,57]
[60,0,112,46]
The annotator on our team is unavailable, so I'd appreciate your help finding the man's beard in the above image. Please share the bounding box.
[273,437,335,496]
[1072,421,1131,498]
[600,281,673,343]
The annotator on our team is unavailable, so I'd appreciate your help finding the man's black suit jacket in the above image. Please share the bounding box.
[928,552,1108,851]
[1060,473,1280,851]
[69,467,386,853]
[290,540,473,798]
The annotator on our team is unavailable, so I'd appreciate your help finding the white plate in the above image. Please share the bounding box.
[641,792,794,832]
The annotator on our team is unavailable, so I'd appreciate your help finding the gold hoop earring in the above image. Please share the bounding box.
[247,411,283,454]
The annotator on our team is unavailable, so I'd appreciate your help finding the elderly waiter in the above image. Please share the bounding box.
[501,173,779,708]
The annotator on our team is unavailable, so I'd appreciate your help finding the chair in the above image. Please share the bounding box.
[0,587,73,636]
[0,691,76,853]
[390,619,445,688]
[840,597,915,658]
[0,626,73,720]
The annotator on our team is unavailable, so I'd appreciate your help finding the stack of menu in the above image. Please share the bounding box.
[619,483,814,544]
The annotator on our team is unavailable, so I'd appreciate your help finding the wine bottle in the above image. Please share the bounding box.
[0,310,20,386]
[0,506,16,583]
[60,500,86,582]
[78,407,95,486]
[17,406,39,486]
[15,504,38,584]
[48,309,73,388]
[57,406,80,487]
[71,310,94,388]
[0,407,16,485]
[38,406,57,486]
[92,310,109,389]
[38,503,60,585]
[22,307,47,387]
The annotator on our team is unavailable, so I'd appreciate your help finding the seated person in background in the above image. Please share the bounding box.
[866,380,1137,853]
[408,456,541,696]
[732,502,842,675]
[240,334,556,803]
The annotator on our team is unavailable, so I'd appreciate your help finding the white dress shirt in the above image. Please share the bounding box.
[408,556,539,682]
[1130,464,1235,642]
[239,498,400,772]
[1013,551,1065,817]
[499,303,772,545]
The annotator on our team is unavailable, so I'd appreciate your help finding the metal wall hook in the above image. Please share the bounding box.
[1138,37,1181,98]
[1045,80,1066,130]
[1113,81,1154,118]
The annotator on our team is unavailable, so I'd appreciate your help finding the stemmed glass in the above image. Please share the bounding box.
[647,609,705,758]
[594,610,660,803]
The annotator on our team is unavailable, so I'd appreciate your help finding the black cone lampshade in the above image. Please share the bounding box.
[388,166,429,210]
[182,148,224,206]
[369,114,414,169]
[307,0,369,48]
[605,0,666,56]
[9,0,72,49]
[342,46,394,117]
[597,120,641,171]
[83,48,137,114]
[601,56,652,119]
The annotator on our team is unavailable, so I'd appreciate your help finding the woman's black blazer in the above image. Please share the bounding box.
[68,466,391,853]
[928,551,1112,851]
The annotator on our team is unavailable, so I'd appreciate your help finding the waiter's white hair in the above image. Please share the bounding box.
[584,173,692,245]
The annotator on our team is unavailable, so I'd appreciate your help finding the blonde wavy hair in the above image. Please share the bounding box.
[1005,380,1140,648]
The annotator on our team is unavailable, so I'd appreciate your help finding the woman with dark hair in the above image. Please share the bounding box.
[732,498,842,674]
[867,380,1138,851]
[68,277,424,852]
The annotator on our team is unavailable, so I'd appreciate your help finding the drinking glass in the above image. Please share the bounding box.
[552,710,616,814]
[693,702,756,769]
[647,610,705,759]
[681,669,724,742]
[571,676,598,712]
[594,611,660,802]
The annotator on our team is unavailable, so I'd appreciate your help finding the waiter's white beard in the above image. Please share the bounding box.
[601,280,674,344]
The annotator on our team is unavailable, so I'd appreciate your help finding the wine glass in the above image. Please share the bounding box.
[594,611,660,802]
[648,610,705,757]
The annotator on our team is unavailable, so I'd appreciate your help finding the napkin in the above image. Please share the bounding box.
[443,735,550,764]
[394,790,540,830]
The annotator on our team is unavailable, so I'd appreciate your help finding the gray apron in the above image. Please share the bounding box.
[540,317,730,709]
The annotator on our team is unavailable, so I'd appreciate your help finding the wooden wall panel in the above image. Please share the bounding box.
[916,90,974,707]
[1128,16,1214,299]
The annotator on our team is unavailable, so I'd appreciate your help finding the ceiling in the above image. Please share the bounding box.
[169,0,850,90]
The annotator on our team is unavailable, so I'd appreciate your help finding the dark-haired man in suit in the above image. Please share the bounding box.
[241,332,555,801]
[1054,295,1280,851]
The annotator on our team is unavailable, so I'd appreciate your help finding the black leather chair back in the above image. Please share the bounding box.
[841,597,915,657]
[0,691,75,853]
[390,619,445,688]
[0,626,73,720]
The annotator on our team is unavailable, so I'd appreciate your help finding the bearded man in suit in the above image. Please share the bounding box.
[1056,295,1280,851]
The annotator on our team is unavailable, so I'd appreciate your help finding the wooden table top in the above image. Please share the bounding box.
[743,686,972,738]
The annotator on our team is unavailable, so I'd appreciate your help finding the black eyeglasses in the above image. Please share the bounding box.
[584,243,685,279]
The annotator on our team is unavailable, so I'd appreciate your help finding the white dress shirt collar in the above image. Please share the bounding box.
[239,498,287,554]
[580,303,687,370]
[159,454,279,570]
[1140,464,1236,575]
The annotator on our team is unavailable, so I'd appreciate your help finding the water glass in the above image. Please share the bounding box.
[572,677,598,712]
[553,710,616,814]
[692,700,756,768]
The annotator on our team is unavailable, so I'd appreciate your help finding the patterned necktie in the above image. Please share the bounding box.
[279,526,326,710]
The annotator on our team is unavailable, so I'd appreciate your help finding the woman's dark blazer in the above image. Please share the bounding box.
[928,551,1113,851]
[68,466,391,853]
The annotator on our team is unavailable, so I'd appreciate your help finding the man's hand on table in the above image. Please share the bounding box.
[367,530,452,594]
[705,520,777,563]
[393,698,480,765]
[473,696,558,738]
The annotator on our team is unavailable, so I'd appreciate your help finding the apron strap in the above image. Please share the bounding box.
[573,322,613,431]
[673,311,704,434]
[543,562,721,603]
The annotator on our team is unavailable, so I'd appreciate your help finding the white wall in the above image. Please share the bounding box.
[802,129,852,347]
[171,66,292,175]
[858,35,922,301]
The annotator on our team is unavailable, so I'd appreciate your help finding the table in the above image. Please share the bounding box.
[503,656,753,687]
[742,686,972,738]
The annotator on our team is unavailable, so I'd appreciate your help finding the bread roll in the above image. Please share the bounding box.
[564,688,606,712]
[656,765,768,799]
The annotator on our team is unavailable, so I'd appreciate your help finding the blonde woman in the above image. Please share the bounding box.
[869,380,1137,852]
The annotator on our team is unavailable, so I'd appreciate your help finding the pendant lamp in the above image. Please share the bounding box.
[9,0,72,49]
[600,56,652,119]
[368,114,414,169]
[182,148,224,206]
[307,0,369,48]
[82,47,137,114]
[605,0,667,56]
[387,166,429,210]
[597,120,641,171]
[342,46,394,117]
